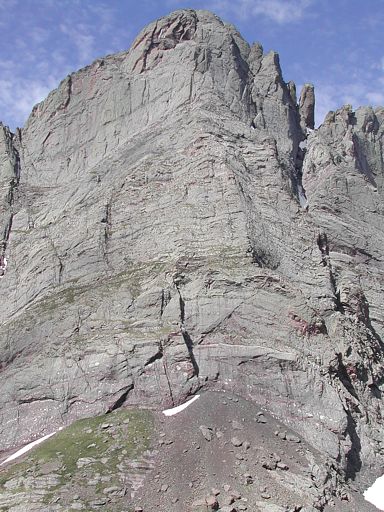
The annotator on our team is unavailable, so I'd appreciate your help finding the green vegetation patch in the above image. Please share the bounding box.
[30,408,153,478]
[0,407,154,509]
[21,259,168,320]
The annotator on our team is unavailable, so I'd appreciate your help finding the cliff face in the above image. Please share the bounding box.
[0,8,383,495]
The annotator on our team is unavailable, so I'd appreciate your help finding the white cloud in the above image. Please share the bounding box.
[366,92,384,105]
[314,78,384,127]
[0,76,57,125]
[247,0,313,24]
[167,0,313,23]
[60,23,96,64]
[29,26,50,44]
[87,3,116,33]
[313,84,336,126]
[0,1,130,129]
[0,0,16,8]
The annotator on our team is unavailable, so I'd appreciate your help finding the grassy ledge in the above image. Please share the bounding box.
[0,407,154,511]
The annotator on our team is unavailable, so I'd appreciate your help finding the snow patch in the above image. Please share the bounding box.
[162,395,200,416]
[0,256,7,278]
[0,428,62,466]
[299,140,307,150]
[297,184,308,209]
[364,474,384,510]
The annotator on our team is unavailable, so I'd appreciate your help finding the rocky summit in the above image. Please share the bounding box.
[0,8,383,512]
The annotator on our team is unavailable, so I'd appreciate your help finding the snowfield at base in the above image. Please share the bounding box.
[0,428,62,466]
[364,474,384,510]
[162,395,200,416]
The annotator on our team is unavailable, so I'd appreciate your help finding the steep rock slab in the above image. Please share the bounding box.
[302,104,384,484]
[0,125,20,279]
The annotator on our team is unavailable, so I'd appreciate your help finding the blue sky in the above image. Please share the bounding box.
[1,0,383,130]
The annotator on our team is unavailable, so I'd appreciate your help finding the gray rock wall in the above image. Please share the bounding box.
[0,9,383,495]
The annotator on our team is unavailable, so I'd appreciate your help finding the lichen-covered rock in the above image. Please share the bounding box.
[0,9,383,502]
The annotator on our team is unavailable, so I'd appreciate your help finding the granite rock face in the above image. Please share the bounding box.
[0,9,383,503]
[299,83,315,130]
